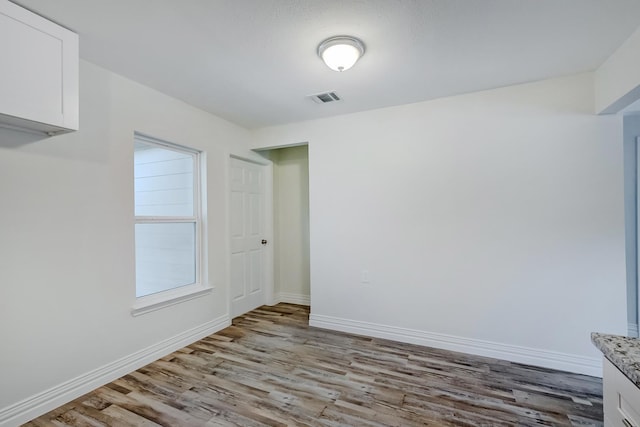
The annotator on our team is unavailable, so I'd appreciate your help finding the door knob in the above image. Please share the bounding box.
[261,239,268,245]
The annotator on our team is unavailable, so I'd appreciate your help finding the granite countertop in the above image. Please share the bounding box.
[591,332,640,387]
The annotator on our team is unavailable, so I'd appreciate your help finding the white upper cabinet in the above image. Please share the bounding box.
[0,0,78,135]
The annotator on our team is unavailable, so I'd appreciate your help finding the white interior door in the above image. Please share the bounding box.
[230,157,266,317]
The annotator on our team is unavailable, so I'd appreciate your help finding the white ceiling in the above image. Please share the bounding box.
[13,0,640,129]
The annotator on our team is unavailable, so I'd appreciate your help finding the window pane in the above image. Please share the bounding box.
[134,142,194,217]
[135,222,196,297]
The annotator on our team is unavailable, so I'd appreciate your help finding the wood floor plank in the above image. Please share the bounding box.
[24,304,604,426]
[99,405,162,427]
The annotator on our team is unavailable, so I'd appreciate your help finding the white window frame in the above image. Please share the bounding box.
[131,133,210,316]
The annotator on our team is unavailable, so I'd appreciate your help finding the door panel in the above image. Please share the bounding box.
[230,192,244,237]
[230,158,265,317]
[249,249,262,293]
[230,253,245,300]
[249,193,261,235]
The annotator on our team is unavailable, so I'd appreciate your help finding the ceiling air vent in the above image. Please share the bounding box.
[309,91,341,104]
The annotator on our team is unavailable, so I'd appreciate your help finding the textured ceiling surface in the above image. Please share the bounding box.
[13,0,640,128]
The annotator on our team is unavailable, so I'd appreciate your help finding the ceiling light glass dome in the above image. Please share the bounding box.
[318,36,365,72]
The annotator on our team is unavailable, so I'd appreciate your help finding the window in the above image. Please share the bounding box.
[132,133,209,315]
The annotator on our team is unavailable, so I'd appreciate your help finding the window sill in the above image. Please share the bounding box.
[131,285,213,317]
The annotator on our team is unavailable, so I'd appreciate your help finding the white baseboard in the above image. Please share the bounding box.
[309,314,601,377]
[0,315,230,427]
[629,322,639,338]
[277,292,310,306]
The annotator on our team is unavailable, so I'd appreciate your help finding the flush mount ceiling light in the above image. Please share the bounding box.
[317,36,365,72]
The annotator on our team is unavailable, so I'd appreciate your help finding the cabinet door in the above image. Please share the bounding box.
[0,1,78,131]
[603,358,640,427]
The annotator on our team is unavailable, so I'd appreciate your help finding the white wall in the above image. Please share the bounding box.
[596,25,640,114]
[0,60,256,425]
[271,146,310,305]
[253,73,627,375]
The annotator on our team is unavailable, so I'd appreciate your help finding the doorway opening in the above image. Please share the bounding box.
[263,145,310,307]
[623,113,640,337]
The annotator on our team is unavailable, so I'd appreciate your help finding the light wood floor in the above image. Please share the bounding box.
[25,304,603,426]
